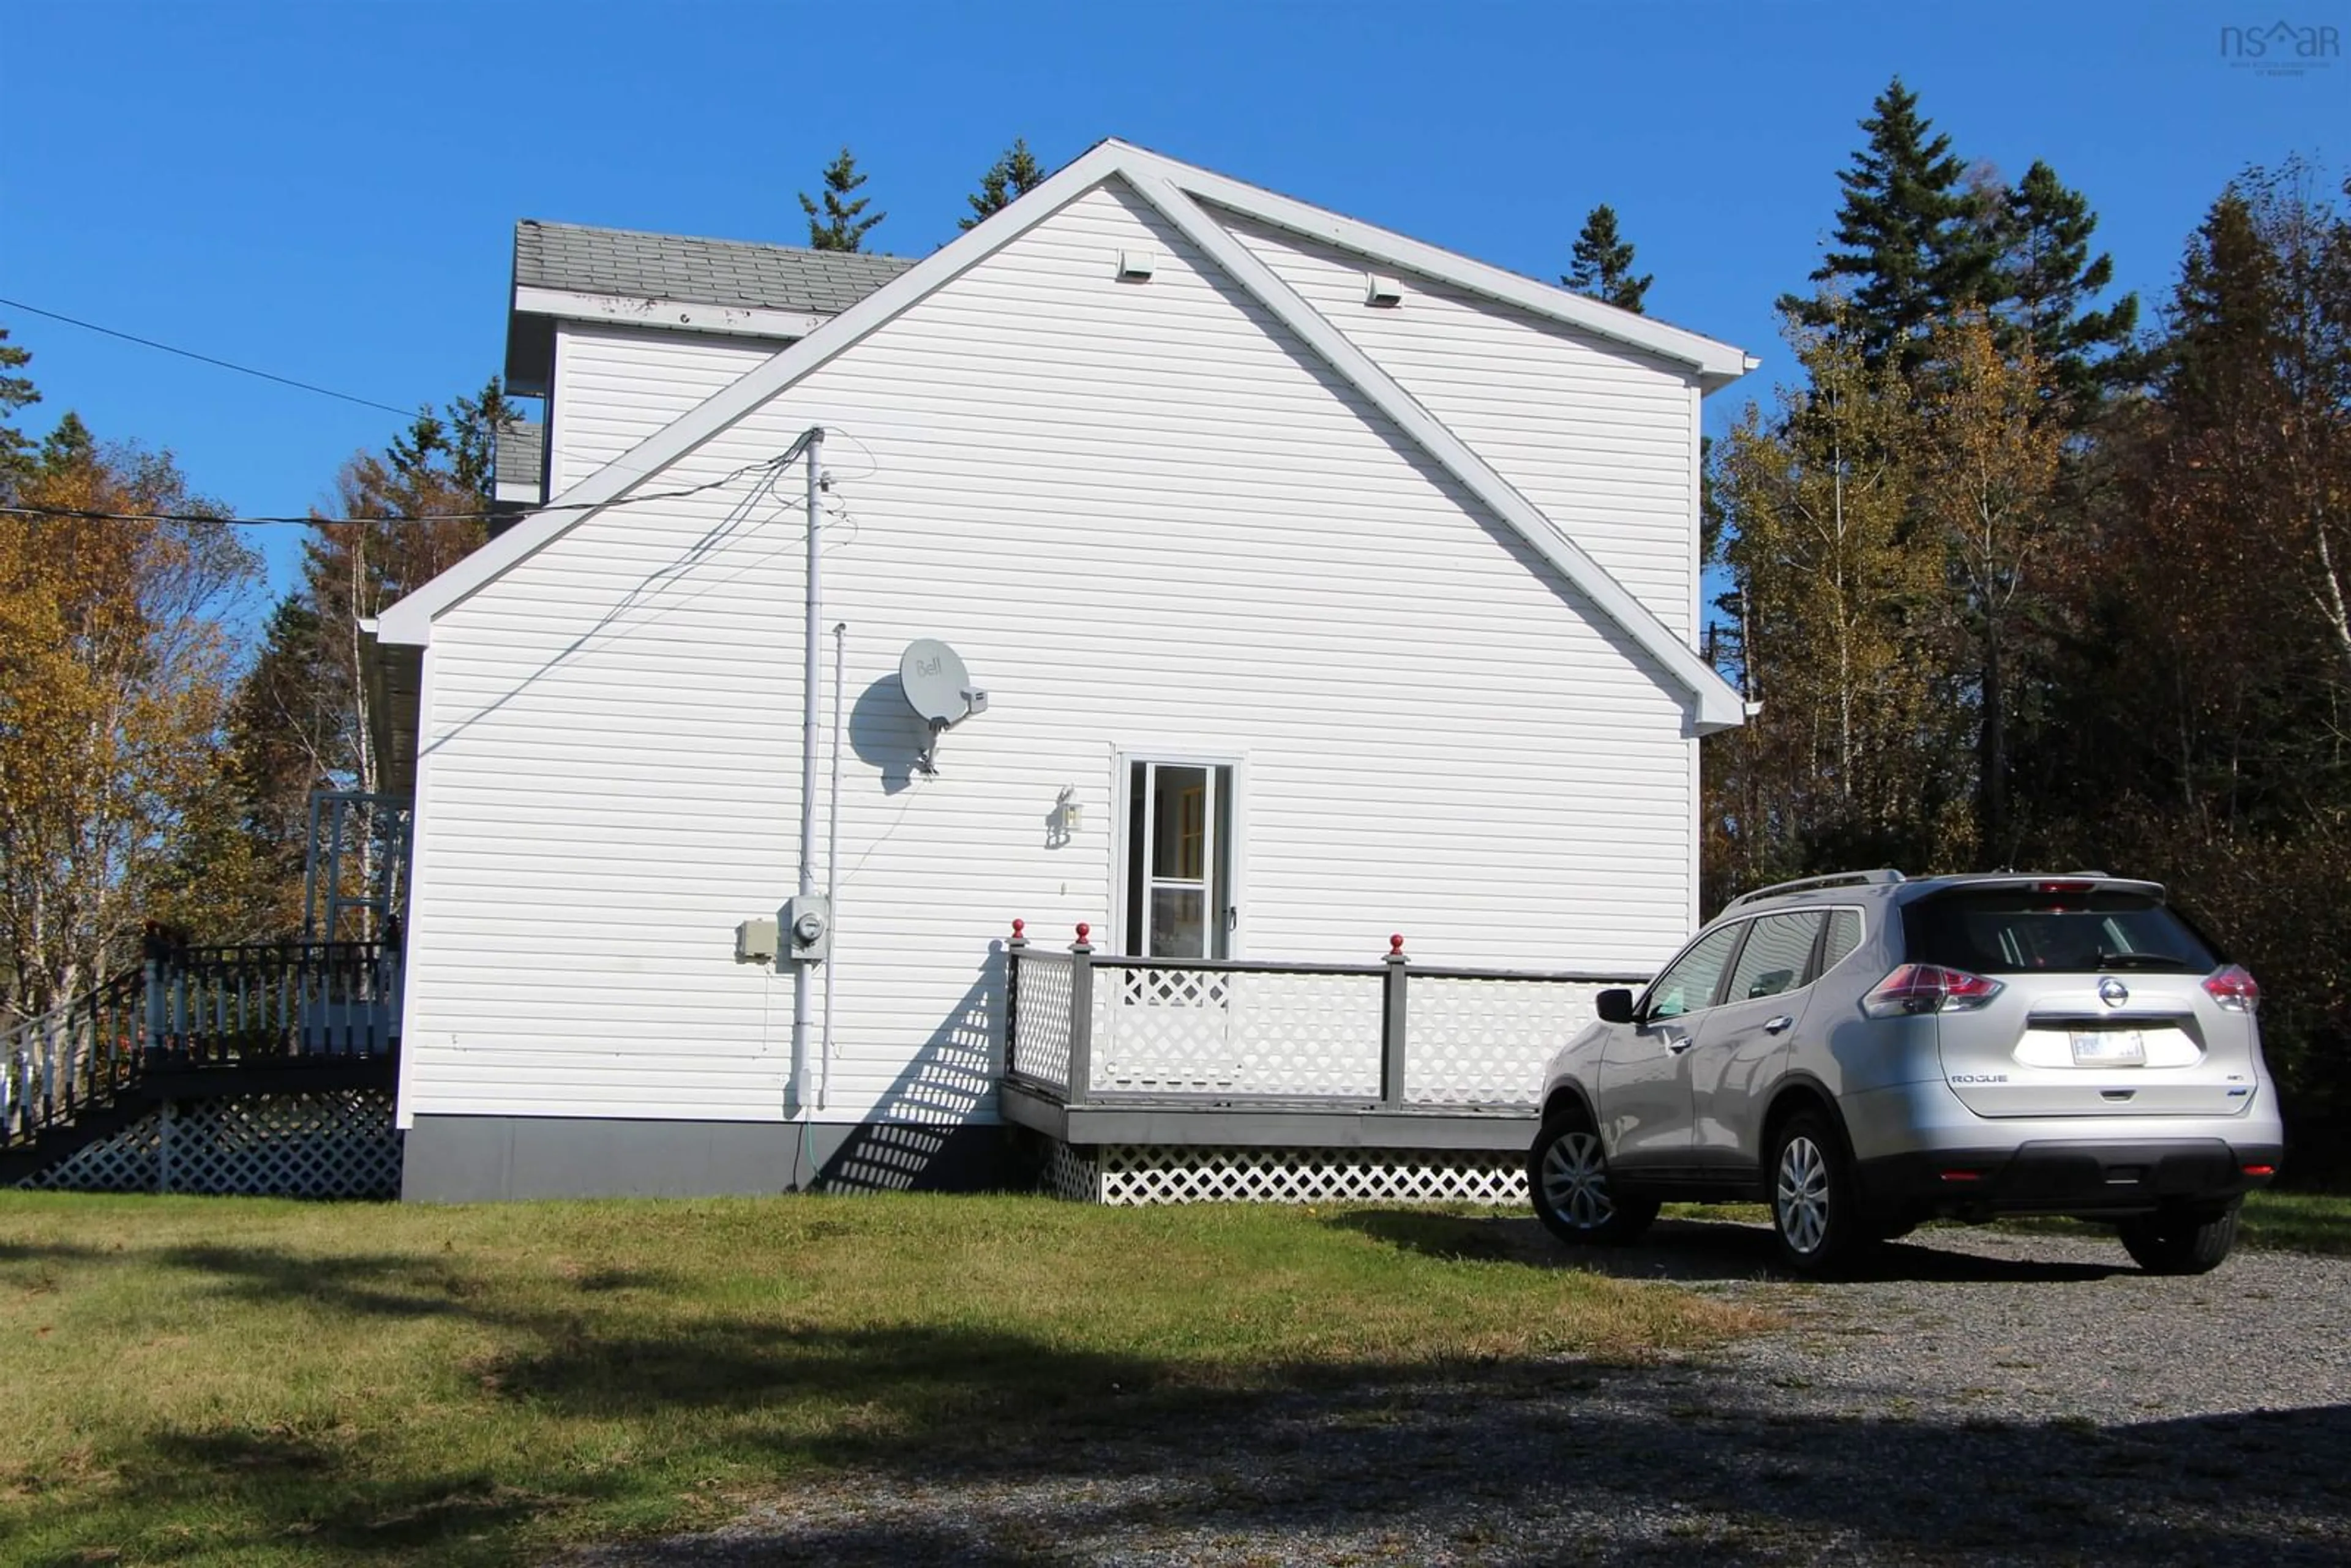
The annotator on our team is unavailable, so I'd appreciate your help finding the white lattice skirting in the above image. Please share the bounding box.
[20,1090,401,1198]
[1044,1142,1527,1206]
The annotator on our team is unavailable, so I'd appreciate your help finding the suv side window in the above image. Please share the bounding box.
[1822,908,1864,973]
[1727,912,1826,1001]
[1644,923,1744,1021]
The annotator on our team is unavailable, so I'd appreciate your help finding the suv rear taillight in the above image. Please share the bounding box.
[1862,964,2005,1018]
[2202,964,2260,1013]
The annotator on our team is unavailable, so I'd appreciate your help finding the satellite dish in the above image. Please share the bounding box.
[899,640,988,772]
[900,639,976,724]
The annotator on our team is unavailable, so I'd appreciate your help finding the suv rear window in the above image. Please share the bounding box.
[1900,888,2220,975]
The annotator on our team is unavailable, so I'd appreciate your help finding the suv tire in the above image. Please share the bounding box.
[1530,1110,1657,1247]
[2118,1201,2241,1275]
[1768,1111,1869,1276]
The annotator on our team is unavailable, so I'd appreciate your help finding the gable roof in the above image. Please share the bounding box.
[386,141,1753,731]
[515,219,917,317]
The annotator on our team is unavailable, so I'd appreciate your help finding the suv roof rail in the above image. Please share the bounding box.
[1727,869,1907,909]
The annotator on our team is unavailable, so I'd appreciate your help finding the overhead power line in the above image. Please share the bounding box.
[0,452,809,529]
[0,295,418,418]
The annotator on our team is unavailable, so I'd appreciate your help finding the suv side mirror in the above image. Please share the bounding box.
[1595,988,1637,1025]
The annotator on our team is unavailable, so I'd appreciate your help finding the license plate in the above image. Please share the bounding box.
[2071,1029,2146,1066]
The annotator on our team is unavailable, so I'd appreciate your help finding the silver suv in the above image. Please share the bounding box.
[1531,871,2283,1275]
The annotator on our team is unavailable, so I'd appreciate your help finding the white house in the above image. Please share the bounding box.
[370,139,1753,1202]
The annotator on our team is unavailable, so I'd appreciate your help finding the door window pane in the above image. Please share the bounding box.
[1150,888,1207,958]
[1646,924,1742,1021]
[1728,913,1824,1002]
[1151,766,1209,879]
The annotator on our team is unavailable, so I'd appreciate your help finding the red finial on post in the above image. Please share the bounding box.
[1389,933,1405,955]
[1011,918,1025,938]
[1076,922,1091,944]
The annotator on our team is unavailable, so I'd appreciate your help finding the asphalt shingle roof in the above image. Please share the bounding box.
[516,220,916,316]
[493,420,544,493]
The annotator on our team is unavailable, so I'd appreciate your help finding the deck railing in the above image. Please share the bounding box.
[1,936,400,1150]
[1005,922,1644,1111]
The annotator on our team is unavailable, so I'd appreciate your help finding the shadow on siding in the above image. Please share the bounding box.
[847,673,933,795]
[817,944,1007,1193]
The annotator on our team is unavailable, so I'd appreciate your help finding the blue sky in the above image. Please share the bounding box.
[2,1,2341,596]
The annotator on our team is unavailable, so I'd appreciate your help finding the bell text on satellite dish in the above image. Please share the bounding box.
[899,639,975,724]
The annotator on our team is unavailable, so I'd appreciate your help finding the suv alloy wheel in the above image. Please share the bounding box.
[1529,1109,1658,1246]
[1768,1110,1867,1275]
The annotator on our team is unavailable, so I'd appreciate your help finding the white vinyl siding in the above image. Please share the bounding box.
[549,322,780,496]
[400,178,1700,1127]
[1217,209,1701,640]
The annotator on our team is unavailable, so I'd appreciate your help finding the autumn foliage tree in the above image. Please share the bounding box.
[1913,313,2064,860]
[0,415,256,1019]
[1708,298,1951,902]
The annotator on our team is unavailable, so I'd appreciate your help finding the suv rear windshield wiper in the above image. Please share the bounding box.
[2096,950,2191,970]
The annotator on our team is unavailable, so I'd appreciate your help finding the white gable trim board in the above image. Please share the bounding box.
[1131,170,1739,731]
[383,144,1753,1201]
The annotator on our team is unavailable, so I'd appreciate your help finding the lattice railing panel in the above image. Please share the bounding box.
[1089,1144,1526,1206]
[18,1090,400,1198]
[1406,976,1618,1107]
[1043,1138,1101,1202]
[1094,966,1382,1097]
[1008,951,1074,1093]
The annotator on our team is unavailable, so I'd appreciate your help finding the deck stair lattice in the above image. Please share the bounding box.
[1,935,400,1192]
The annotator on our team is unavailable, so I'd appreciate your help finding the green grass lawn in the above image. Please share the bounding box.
[0,1193,1750,1566]
[1662,1190,2351,1256]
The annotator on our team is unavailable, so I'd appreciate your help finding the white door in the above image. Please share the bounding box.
[1123,760,1236,959]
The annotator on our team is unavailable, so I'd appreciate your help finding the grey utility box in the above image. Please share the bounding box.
[734,917,779,964]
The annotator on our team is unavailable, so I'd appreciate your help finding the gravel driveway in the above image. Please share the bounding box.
[561,1218,2351,1566]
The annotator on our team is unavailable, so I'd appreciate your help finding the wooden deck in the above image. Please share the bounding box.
[2,937,400,1188]
[1002,926,1642,1175]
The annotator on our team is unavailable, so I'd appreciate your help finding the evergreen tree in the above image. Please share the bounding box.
[1783,77,1995,370]
[960,138,1047,231]
[0,324,37,493]
[1563,204,1652,313]
[2158,189,2278,424]
[1991,160,2141,415]
[2019,168,2351,1126]
[799,147,885,253]
[216,380,512,939]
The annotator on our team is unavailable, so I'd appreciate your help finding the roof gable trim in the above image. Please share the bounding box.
[1133,170,1742,732]
[380,141,1142,643]
[1177,170,1753,388]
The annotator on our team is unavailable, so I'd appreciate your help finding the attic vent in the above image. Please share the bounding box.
[1117,249,1157,281]
[1365,274,1404,307]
